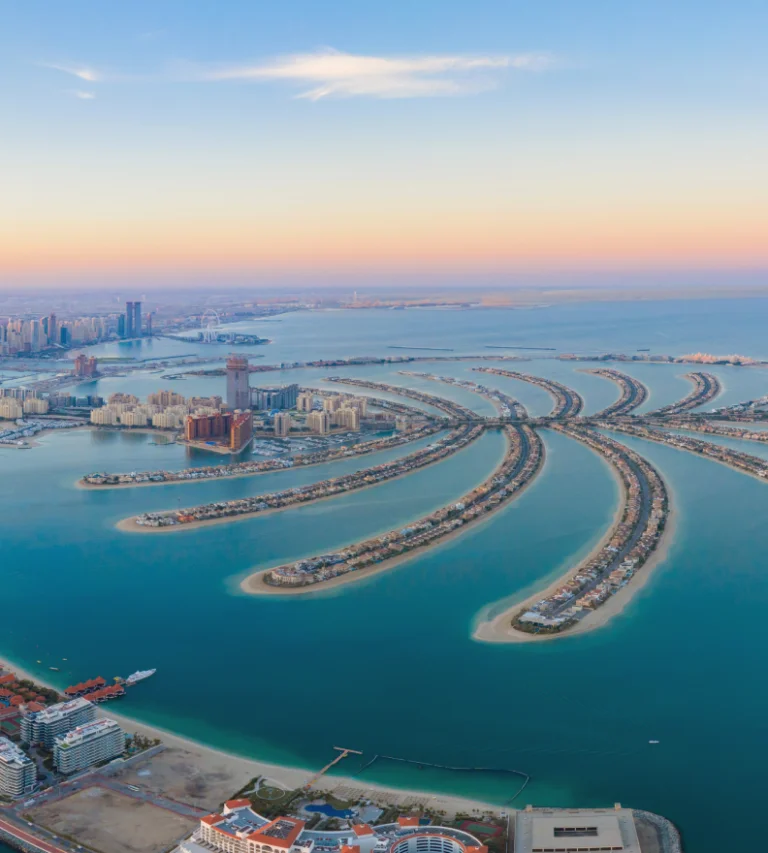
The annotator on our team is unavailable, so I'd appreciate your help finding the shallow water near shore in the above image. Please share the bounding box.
[6,301,768,852]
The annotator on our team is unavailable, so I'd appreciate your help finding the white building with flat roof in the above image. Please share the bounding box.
[514,806,641,853]
[0,736,36,798]
[53,718,125,775]
[20,696,97,749]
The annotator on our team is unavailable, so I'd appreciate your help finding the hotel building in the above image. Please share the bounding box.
[0,737,36,798]
[20,697,97,749]
[53,718,125,775]
[177,804,485,853]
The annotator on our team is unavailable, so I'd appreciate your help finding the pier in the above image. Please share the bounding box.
[304,746,363,789]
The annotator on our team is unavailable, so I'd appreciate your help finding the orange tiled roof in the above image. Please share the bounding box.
[397,817,419,828]
[225,799,252,809]
[351,825,374,837]
[248,816,305,849]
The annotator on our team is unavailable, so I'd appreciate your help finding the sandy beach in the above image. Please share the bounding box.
[474,435,674,644]
[0,654,501,817]
[116,431,478,534]
[241,429,544,597]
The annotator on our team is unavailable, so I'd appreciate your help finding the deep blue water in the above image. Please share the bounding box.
[6,300,768,852]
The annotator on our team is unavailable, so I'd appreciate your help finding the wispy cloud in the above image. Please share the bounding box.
[38,48,559,101]
[67,90,96,100]
[41,62,101,82]
[192,48,557,99]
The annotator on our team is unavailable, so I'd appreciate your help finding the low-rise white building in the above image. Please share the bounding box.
[514,806,641,853]
[0,736,36,798]
[53,718,125,775]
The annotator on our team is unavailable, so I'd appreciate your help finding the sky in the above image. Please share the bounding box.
[2,0,767,288]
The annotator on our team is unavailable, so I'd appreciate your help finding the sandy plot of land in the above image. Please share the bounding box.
[114,744,274,811]
[30,787,195,853]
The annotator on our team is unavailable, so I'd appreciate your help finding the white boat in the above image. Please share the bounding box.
[649,740,660,744]
[125,669,156,685]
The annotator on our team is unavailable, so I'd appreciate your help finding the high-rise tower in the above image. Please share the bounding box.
[226,355,250,410]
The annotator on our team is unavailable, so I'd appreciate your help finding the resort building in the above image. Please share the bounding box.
[333,407,361,431]
[177,805,485,853]
[20,697,97,749]
[0,737,36,798]
[514,806,641,853]
[53,718,125,775]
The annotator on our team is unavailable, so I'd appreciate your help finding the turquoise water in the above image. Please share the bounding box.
[6,300,768,851]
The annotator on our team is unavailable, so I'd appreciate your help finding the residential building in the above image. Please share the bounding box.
[307,410,331,434]
[90,407,118,425]
[53,718,125,775]
[185,412,233,441]
[133,301,142,338]
[125,301,134,338]
[296,392,314,413]
[334,407,360,431]
[20,697,97,749]
[23,397,49,415]
[148,390,186,407]
[251,384,299,411]
[230,410,254,452]
[0,737,36,798]
[0,399,23,420]
[227,356,251,410]
[274,412,293,437]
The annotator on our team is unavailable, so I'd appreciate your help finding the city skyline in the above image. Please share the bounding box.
[3,0,767,287]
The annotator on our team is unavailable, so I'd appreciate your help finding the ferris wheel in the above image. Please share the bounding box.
[201,309,221,343]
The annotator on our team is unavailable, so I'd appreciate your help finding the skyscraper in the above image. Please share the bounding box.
[226,355,250,410]
[133,301,142,337]
[48,313,57,346]
[125,301,134,338]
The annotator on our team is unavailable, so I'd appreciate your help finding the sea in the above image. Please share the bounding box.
[3,298,768,852]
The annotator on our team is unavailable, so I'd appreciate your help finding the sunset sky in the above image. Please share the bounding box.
[3,0,767,286]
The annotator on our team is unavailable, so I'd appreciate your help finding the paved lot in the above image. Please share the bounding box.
[29,786,196,853]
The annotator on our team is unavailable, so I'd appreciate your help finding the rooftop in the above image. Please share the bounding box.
[514,808,641,853]
[54,718,123,749]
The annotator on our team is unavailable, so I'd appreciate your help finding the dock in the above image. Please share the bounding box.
[303,746,362,790]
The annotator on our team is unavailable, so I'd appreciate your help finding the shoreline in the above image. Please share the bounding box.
[0,653,502,817]
[240,428,544,597]
[115,430,479,534]
[474,430,673,643]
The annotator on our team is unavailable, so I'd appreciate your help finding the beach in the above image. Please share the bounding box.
[0,654,501,818]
